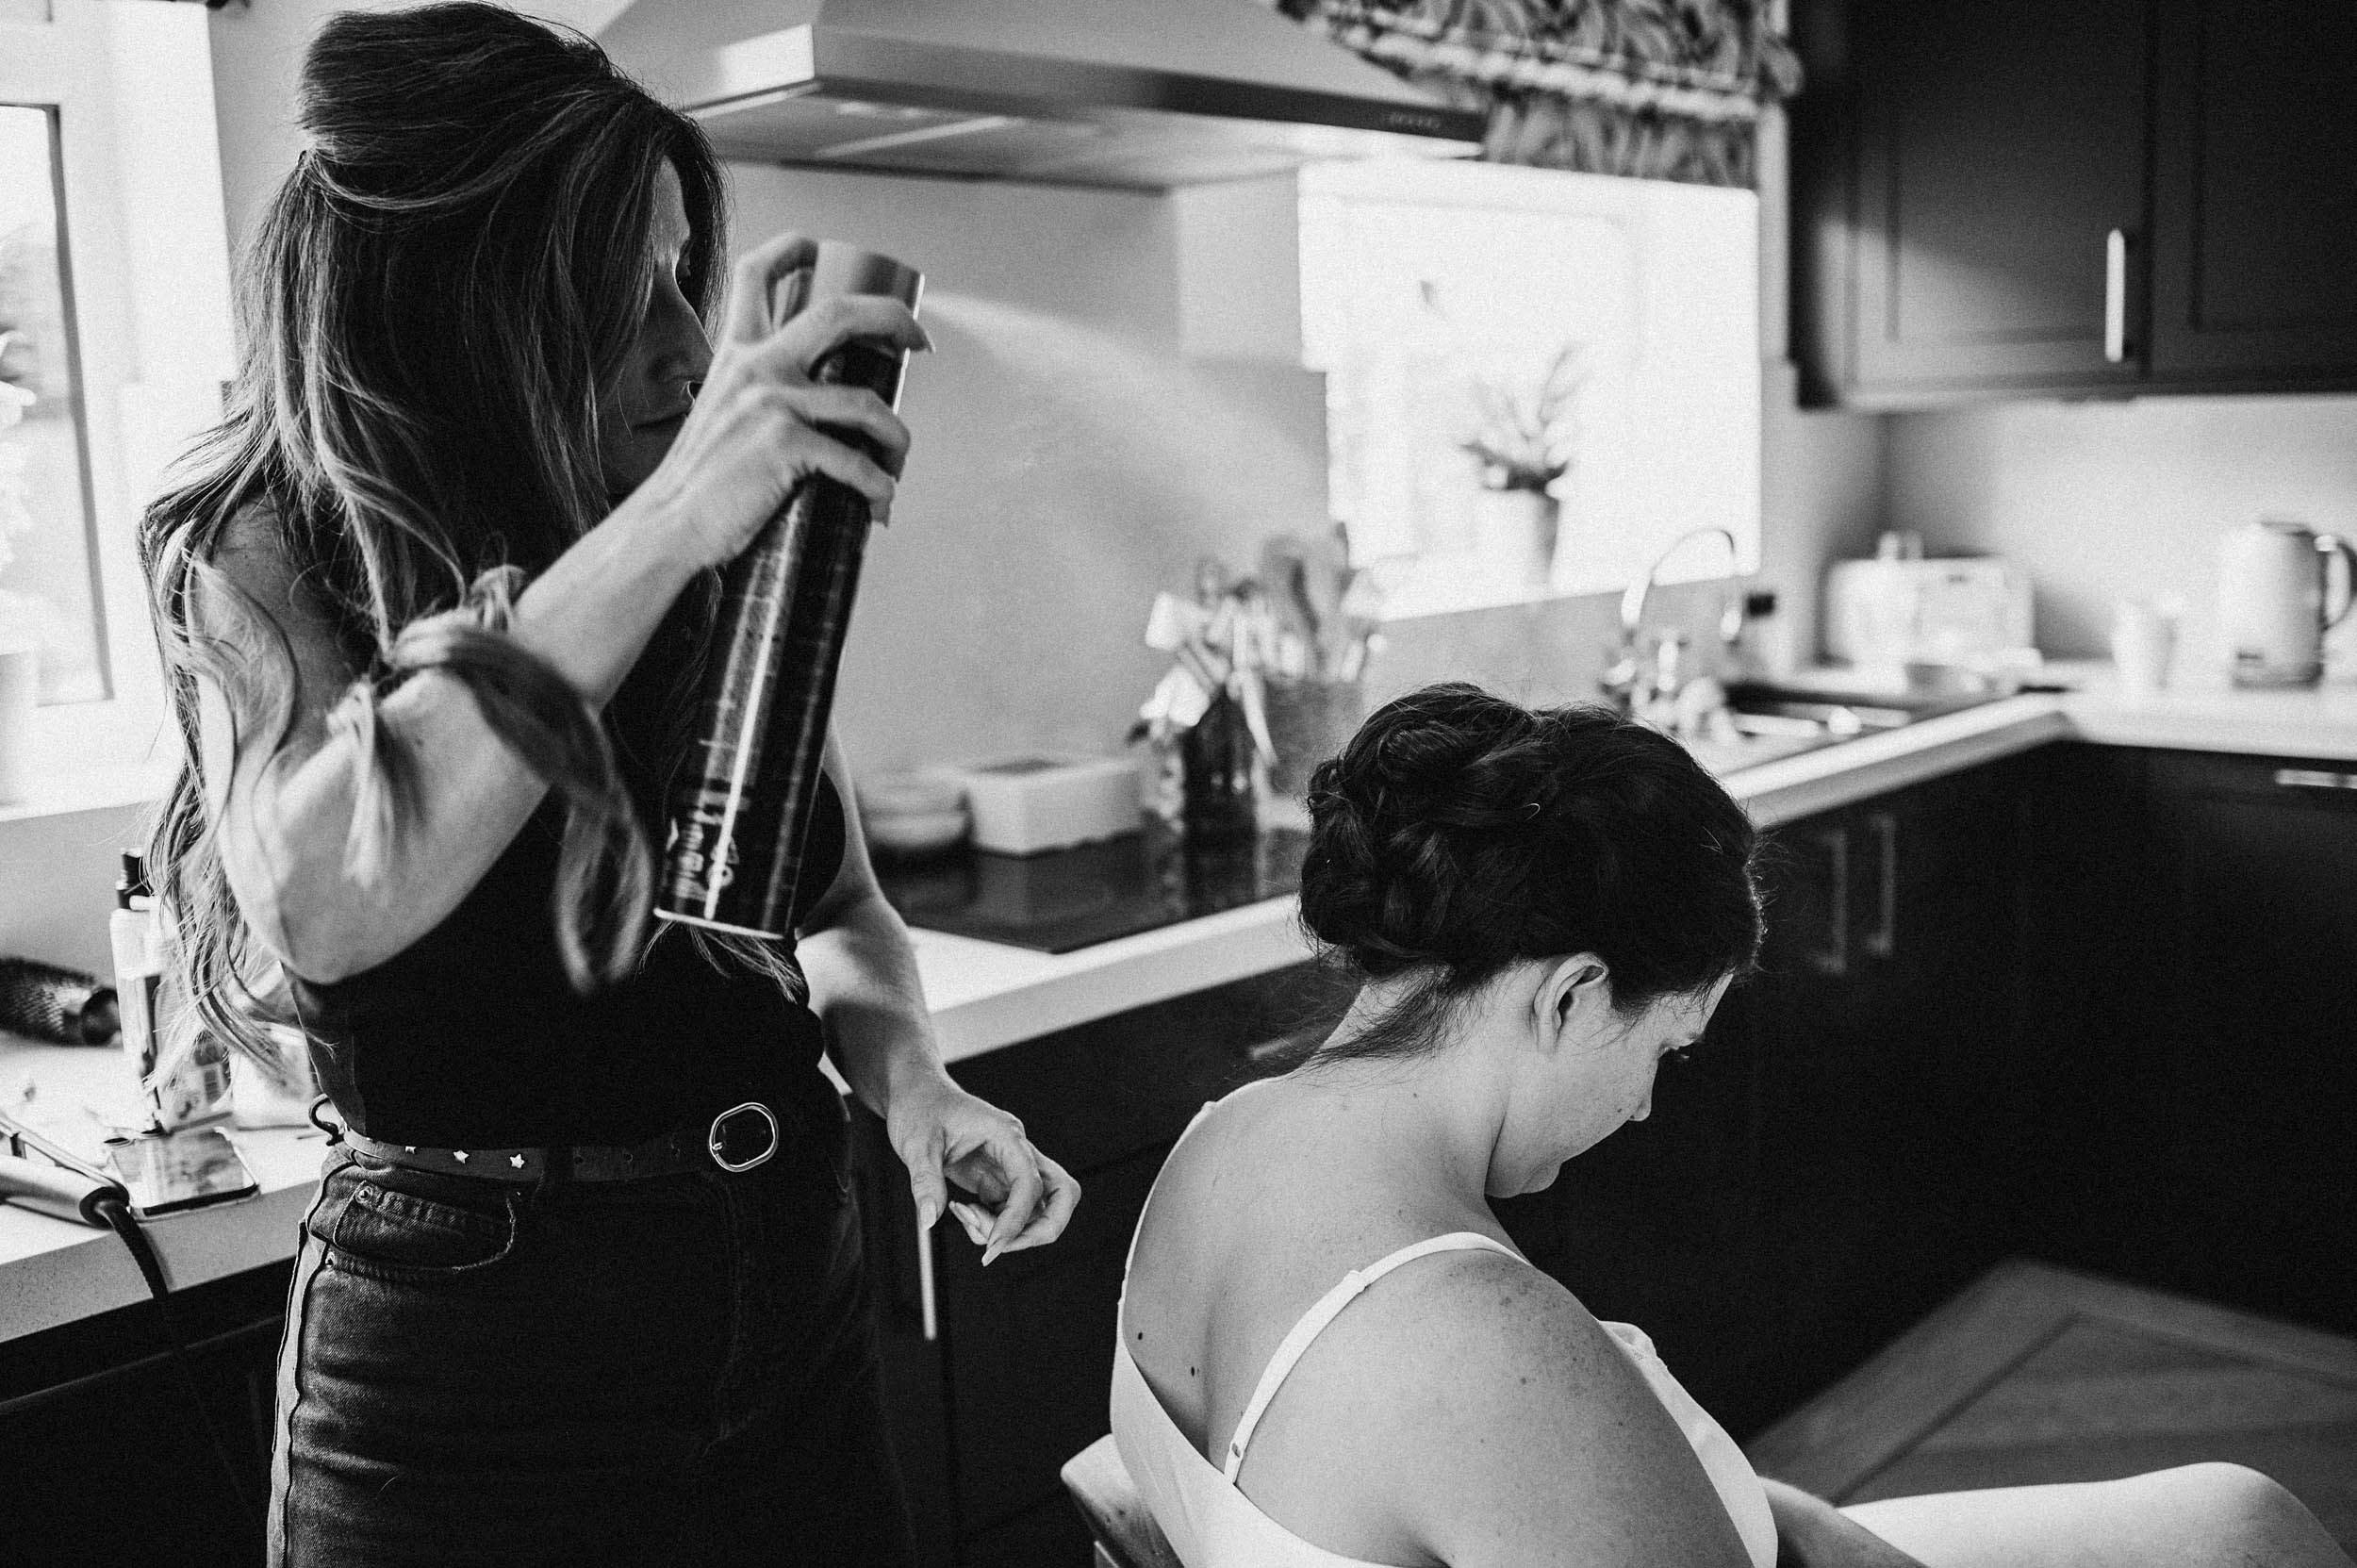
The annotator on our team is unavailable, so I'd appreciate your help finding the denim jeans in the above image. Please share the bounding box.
[266,1086,915,1566]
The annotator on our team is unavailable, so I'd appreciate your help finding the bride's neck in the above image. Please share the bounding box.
[1293,981,1511,1207]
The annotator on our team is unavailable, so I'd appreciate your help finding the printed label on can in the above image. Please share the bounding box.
[660,786,775,919]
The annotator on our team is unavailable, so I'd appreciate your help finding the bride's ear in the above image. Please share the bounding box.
[1532,953,1612,1055]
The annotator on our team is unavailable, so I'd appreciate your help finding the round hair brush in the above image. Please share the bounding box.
[0,956,120,1046]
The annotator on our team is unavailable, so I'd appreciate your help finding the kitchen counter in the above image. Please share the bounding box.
[9,669,2357,1342]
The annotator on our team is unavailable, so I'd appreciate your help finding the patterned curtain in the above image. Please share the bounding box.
[1264,0,1801,188]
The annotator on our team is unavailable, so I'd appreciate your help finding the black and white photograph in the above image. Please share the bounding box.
[0,0,2352,1563]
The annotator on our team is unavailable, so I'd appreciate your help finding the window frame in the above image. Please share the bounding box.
[0,0,234,817]
[1296,157,1764,621]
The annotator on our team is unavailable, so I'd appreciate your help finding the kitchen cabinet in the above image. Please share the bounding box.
[0,1261,285,1564]
[1789,0,2148,403]
[1791,0,2357,405]
[2004,742,2174,1285]
[2013,743,2357,1336]
[2134,751,2357,1329]
[2147,0,2357,384]
[1740,756,2036,1430]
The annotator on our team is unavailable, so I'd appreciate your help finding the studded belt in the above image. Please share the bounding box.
[329,1100,785,1183]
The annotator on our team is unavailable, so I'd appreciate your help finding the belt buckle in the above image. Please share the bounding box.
[707,1101,780,1174]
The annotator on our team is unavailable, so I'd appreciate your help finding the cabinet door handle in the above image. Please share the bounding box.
[1862,811,1898,961]
[2274,767,2357,791]
[2103,229,2130,363]
[1805,828,1850,978]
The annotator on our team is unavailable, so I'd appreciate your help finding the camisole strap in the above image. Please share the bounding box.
[1221,1231,1523,1483]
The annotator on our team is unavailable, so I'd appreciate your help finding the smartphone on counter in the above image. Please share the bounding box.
[100,1127,259,1217]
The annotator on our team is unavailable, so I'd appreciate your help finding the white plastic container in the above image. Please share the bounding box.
[946,755,1142,856]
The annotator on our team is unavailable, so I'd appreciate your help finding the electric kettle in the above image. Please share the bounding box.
[2218,519,2357,687]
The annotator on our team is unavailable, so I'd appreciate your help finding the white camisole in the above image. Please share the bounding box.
[1110,1126,1780,1568]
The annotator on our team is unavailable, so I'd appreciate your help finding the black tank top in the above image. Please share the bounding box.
[291,610,847,1148]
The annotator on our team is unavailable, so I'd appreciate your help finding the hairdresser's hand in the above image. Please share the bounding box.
[637,231,927,570]
[886,1072,1080,1264]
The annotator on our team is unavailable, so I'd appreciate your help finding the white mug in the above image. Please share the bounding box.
[2110,598,2179,700]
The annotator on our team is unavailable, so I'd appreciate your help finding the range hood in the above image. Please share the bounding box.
[596,0,1486,190]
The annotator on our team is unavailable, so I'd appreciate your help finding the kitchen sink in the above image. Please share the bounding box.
[1680,728,1842,777]
[1680,677,2015,777]
[1725,677,2003,727]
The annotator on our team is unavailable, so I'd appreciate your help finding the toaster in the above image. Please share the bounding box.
[1822,556,2034,668]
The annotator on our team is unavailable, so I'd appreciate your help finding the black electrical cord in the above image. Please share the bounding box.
[91,1196,261,1532]
[4,1113,262,1535]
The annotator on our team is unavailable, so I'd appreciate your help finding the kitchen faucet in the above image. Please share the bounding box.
[1600,525,1746,732]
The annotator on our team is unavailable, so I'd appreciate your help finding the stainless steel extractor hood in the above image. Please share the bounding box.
[596,0,1486,190]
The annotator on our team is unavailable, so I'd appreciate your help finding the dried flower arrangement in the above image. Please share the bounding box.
[1457,340,1587,495]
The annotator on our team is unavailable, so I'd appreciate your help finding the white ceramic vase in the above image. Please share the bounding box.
[1471,487,1559,589]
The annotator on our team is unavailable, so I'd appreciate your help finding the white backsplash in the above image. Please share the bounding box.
[1888,393,2357,681]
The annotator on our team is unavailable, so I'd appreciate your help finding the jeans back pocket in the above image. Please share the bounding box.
[312,1167,520,1284]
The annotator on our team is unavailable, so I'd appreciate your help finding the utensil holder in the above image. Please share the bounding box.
[1262,679,1366,801]
[1179,689,1259,846]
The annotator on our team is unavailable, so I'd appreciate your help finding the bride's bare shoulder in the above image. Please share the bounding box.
[1277,1251,1758,1568]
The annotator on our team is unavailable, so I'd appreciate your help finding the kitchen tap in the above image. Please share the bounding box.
[1600,526,1746,733]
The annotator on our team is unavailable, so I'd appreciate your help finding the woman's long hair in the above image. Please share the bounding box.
[139,4,766,1069]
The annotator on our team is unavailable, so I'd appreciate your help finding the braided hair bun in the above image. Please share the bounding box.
[1299,683,1760,1060]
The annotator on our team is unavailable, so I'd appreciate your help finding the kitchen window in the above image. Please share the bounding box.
[1298,157,1761,619]
[0,0,235,808]
[1,103,104,708]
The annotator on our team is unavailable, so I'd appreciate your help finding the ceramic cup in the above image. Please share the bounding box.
[0,638,38,805]
[2110,598,2180,700]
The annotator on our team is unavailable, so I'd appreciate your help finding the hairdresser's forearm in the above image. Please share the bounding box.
[242,503,699,982]
[800,894,951,1118]
[504,490,704,705]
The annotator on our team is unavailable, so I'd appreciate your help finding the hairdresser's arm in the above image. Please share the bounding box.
[799,734,1080,1260]
[195,235,920,984]
[192,503,699,984]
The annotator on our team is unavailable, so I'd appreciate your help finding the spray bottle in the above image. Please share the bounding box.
[111,850,231,1131]
[656,243,923,939]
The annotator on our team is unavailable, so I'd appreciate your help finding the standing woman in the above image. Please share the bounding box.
[140,7,1077,1563]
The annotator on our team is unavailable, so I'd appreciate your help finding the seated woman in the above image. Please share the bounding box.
[1112,683,2351,1568]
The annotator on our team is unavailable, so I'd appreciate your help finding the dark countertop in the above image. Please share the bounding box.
[873,818,1310,954]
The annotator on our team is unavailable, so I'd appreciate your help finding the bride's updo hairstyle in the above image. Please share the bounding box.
[1298,683,1763,1065]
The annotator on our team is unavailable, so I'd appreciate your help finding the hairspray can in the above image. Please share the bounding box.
[656,243,923,939]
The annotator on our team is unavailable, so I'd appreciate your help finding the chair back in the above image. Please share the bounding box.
[1061,1433,1184,1568]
